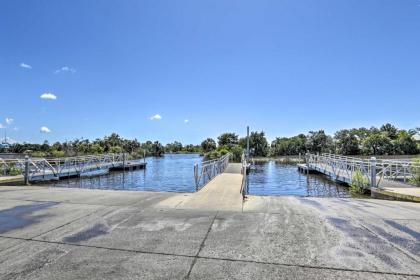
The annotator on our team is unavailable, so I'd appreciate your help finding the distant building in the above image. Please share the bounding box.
[414,134,420,143]
[0,137,11,150]
[0,142,10,150]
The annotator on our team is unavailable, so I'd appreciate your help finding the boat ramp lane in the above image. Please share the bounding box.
[298,153,420,202]
[158,157,245,211]
[0,154,146,183]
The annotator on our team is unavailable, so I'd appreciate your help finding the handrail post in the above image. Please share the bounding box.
[370,157,377,188]
[123,153,126,170]
[24,155,29,185]
[305,153,310,174]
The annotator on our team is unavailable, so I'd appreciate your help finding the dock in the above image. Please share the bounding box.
[299,153,420,202]
[0,154,146,183]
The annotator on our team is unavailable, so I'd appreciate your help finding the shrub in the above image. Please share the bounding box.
[31,151,47,158]
[230,145,243,163]
[109,146,123,154]
[50,150,66,158]
[350,170,369,194]
[410,158,420,187]
[6,164,22,176]
[204,150,220,160]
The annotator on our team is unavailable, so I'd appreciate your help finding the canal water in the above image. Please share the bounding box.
[248,161,352,198]
[45,155,352,197]
[46,154,203,193]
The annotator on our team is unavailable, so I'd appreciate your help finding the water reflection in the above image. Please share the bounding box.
[46,154,203,193]
[248,161,351,197]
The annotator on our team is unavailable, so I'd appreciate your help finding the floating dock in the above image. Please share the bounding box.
[1,154,147,183]
[30,161,147,182]
[298,154,420,202]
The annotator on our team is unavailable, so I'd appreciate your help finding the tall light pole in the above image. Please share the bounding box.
[246,126,250,160]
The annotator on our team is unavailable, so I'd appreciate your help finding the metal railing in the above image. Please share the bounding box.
[194,153,230,191]
[0,153,131,182]
[306,153,420,188]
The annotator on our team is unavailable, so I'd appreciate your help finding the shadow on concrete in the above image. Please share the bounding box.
[0,202,59,234]
[63,223,109,243]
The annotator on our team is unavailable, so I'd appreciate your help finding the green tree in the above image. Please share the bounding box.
[165,141,183,153]
[230,145,244,162]
[362,133,392,155]
[217,133,239,148]
[334,129,360,155]
[393,130,418,155]
[201,138,217,153]
[109,146,123,153]
[306,130,329,153]
[380,123,398,140]
[90,143,104,154]
[270,134,307,156]
[248,131,269,157]
[151,141,164,157]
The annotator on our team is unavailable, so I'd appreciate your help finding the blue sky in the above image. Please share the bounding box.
[1,0,419,144]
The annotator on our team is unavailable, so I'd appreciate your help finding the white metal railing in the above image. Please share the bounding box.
[194,153,230,191]
[306,153,420,188]
[0,153,130,182]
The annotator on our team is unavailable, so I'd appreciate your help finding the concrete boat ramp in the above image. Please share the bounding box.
[1,163,420,279]
[158,163,244,211]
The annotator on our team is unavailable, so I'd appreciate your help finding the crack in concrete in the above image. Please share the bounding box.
[1,234,419,277]
[184,211,219,279]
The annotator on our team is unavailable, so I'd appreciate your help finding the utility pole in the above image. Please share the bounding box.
[246,126,250,160]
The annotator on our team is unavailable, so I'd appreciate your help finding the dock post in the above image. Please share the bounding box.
[305,153,309,174]
[370,157,377,188]
[24,155,29,185]
[122,153,126,170]
[194,164,199,191]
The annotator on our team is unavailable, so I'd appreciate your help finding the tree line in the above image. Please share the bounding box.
[201,124,419,159]
[1,124,418,159]
[2,133,168,158]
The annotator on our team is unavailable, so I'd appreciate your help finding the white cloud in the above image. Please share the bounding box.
[0,123,4,128]
[54,66,76,74]
[20,63,32,69]
[13,127,19,131]
[150,114,162,120]
[40,92,57,100]
[184,119,189,123]
[40,126,51,133]
[5,118,13,125]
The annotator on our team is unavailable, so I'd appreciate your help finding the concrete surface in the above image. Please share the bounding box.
[371,187,420,202]
[154,163,243,211]
[0,185,420,279]
[0,175,23,185]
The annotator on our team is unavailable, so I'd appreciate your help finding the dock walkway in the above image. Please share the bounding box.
[157,163,244,211]
[298,154,420,202]
[0,154,146,183]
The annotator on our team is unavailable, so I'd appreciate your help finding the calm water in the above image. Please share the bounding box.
[46,154,203,193]
[248,161,351,197]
